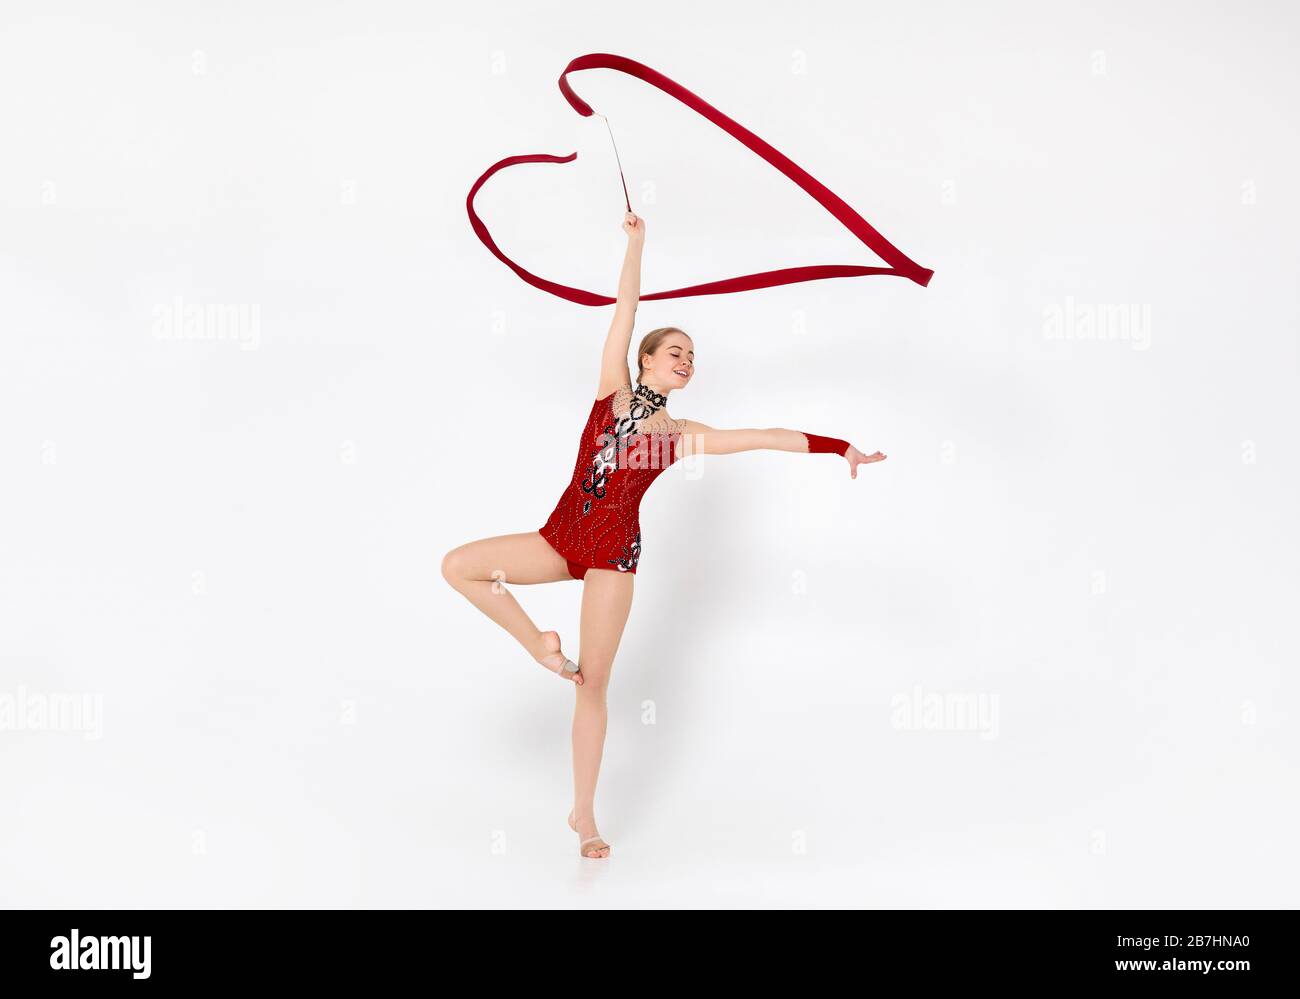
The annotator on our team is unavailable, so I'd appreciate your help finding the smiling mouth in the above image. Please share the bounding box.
[673,367,690,378]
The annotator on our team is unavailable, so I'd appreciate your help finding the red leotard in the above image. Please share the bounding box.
[540,382,686,580]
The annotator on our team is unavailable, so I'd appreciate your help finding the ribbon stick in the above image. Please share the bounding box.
[594,112,632,213]
[466,53,934,306]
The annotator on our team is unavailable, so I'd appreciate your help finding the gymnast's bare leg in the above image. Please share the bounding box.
[440,531,584,683]
[566,567,635,858]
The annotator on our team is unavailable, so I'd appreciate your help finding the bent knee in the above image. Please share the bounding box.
[440,547,468,584]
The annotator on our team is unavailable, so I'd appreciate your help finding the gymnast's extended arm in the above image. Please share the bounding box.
[597,211,645,399]
[676,421,887,479]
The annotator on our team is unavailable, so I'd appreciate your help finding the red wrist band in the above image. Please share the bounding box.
[803,432,849,456]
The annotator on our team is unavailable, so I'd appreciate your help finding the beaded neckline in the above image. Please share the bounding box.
[614,382,684,435]
[633,382,668,408]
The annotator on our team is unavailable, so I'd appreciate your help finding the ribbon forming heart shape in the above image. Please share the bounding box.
[466,53,934,306]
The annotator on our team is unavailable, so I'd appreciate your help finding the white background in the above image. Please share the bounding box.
[1,1,1296,908]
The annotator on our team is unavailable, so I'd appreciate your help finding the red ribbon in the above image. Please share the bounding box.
[467,53,934,306]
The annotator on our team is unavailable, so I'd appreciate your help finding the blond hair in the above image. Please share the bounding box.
[636,326,689,376]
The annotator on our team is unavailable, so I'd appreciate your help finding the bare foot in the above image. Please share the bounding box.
[533,630,582,684]
[568,808,610,859]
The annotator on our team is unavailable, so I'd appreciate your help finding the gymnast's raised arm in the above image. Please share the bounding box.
[597,211,645,399]
[676,421,888,479]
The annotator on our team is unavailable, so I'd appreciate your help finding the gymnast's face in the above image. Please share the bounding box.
[644,334,694,391]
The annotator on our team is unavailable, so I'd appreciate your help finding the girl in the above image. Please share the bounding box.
[441,211,886,858]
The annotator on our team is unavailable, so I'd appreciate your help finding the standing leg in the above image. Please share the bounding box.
[569,567,635,858]
[441,531,583,681]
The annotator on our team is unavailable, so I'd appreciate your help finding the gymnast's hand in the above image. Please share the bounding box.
[622,210,645,242]
[845,445,887,479]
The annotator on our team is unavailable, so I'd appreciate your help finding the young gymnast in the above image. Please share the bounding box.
[441,210,887,858]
